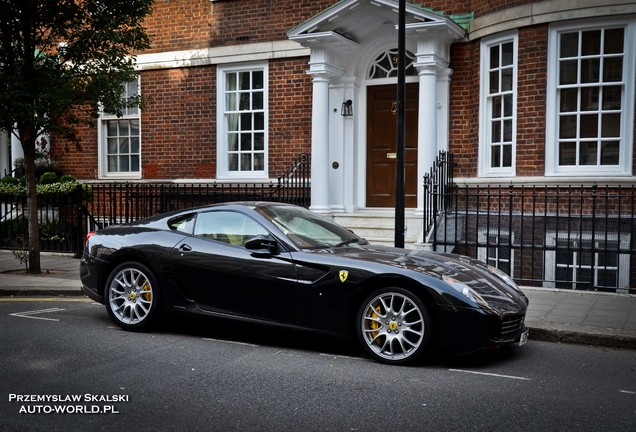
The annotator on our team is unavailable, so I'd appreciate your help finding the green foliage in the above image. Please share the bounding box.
[39,171,60,185]
[0,178,92,198]
[1,176,19,185]
[60,174,76,183]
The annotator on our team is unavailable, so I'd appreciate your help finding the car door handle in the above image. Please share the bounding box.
[179,244,192,252]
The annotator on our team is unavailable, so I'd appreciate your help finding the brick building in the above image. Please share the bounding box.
[1,0,635,291]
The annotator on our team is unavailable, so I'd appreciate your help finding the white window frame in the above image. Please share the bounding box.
[545,18,635,177]
[479,32,518,177]
[544,232,630,293]
[477,228,514,278]
[97,78,142,179]
[216,62,268,180]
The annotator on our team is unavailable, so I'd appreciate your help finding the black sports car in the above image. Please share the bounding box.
[80,202,529,365]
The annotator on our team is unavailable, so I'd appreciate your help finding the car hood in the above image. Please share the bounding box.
[320,243,528,311]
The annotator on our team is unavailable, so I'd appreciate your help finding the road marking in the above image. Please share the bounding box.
[619,390,636,395]
[319,353,364,361]
[9,307,65,321]
[202,337,259,348]
[0,297,92,303]
[449,368,531,381]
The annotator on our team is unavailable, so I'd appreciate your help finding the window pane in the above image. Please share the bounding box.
[119,138,129,154]
[254,133,264,151]
[579,141,597,165]
[239,72,250,90]
[492,96,501,118]
[559,115,577,139]
[560,33,579,58]
[228,133,238,151]
[254,153,264,171]
[503,144,512,167]
[580,87,598,111]
[604,28,624,54]
[228,153,238,171]
[490,45,499,69]
[502,42,513,66]
[502,68,513,92]
[491,121,501,142]
[598,269,617,287]
[580,114,598,138]
[107,138,117,154]
[582,30,601,55]
[119,156,129,172]
[581,58,600,83]
[118,121,129,136]
[559,142,576,165]
[560,60,578,85]
[130,120,139,135]
[560,88,579,112]
[107,121,118,136]
[252,71,264,89]
[240,113,252,130]
[254,113,264,130]
[130,138,140,153]
[601,113,620,137]
[503,119,512,142]
[130,155,140,172]
[108,156,117,171]
[226,93,237,111]
[489,70,499,93]
[600,141,619,165]
[240,133,252,151]
[602,86,621,109]
[491,146,500,168]
[253,91,264,110]
[603,57,622,82]
[241,153,251,170]
[239,93,250,110]
[503,94,513,116]
[226,72,237,91]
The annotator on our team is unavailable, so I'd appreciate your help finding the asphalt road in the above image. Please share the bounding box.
[1,298,635,432]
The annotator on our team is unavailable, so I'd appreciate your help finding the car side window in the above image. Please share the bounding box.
[194,211,269,247]
[168,213,196,233]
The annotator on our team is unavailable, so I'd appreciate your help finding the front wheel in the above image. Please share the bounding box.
[356,287,432,365]
[105,262,160,331]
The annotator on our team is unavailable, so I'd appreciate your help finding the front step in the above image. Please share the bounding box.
[332,210,423,248]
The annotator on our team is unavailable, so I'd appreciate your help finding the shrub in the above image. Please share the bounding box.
[1,176,19,185]
[39,171,60,185]
[60,174,76,183]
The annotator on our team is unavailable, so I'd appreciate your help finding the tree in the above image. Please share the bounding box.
[0,0,153,273]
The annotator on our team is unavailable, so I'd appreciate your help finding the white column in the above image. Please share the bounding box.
[416,64,438,211]
[309,74,331,213]
[11,131,23,174]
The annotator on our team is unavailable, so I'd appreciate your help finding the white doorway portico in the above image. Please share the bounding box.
[288,0,464,245]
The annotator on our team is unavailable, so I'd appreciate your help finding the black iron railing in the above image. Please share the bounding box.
[424,179,636,294]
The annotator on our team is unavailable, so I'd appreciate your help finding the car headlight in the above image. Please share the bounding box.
[486,265,522,292]
[442,275,489,307]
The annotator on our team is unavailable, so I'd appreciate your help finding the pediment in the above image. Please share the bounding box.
[288,0,466,47]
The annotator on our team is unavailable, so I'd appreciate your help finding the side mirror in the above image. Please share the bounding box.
[244,235,278,255]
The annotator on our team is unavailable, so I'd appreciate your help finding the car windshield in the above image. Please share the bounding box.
[256,205,364,249]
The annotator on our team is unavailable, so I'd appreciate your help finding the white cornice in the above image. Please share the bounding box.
[469,0,636,40]
[134,40,309,70]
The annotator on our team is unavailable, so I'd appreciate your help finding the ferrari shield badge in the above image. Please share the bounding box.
[339,270,349,283]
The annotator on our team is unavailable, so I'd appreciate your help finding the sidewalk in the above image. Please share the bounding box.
[1,250,635,349]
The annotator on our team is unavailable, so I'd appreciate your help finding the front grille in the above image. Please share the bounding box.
[501,315,524,338]
[488,314,525,341]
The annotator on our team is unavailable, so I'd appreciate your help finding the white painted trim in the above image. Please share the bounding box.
[135,41,309,71]
[215,62,269,180]
[478,31,518,178]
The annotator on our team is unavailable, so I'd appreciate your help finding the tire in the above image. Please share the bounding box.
[356,287,432,365]
[105,262,160,331]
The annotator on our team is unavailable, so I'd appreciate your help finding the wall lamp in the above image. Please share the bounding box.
[341,99,353,117]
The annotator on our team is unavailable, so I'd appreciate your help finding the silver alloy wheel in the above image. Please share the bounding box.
[360,291,425,362]
[108,266,154,325]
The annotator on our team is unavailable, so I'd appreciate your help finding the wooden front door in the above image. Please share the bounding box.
[366,84,419,208]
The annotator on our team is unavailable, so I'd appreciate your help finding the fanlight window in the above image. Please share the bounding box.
[368,48,417,79]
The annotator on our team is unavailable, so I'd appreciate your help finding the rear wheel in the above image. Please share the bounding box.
[105,262,159,331]
[356,287,431,365]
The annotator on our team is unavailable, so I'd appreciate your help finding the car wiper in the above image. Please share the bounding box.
[335,238,367,247]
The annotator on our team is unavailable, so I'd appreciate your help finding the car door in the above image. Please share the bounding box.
[171,210,297,323]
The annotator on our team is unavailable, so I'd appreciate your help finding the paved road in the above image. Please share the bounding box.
[1,298,635,431]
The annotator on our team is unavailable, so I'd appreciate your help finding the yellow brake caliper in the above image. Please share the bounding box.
[370,305,382,345]
[142,282,152,301]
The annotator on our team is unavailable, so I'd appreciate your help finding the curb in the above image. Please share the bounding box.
[527,325,636,350]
